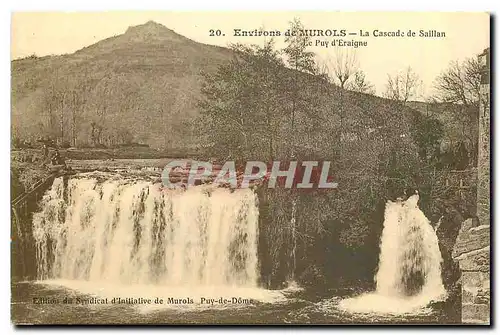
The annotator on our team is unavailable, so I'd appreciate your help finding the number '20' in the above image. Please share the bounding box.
[209,29,223,36]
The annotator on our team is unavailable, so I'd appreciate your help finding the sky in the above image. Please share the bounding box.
[11,11,490,98]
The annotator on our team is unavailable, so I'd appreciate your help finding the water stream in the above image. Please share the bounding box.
[12,174,455,324]
[338,194,446,314]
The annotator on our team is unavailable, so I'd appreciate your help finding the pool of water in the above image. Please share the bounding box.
[11,281,461,325]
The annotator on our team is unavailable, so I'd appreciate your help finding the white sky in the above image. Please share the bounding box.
[11,12,489,98]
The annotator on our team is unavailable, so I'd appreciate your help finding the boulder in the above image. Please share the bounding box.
[452,219,490,259]
[455,247,490,272]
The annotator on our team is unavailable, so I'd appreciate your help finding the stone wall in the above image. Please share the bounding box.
[477,80,491,226]
[452,220,490,324]
[452,48,490,325]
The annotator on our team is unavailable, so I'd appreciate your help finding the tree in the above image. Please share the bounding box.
[433,57,481,106]
[89,74,113,146]
[283,18,317,75]
[69,71,95,147]
[198,40,286,161]
[346,70,376,95]
[433,57,481,167]
[255,40,287,160]
[330,47,358,89]
[283,18,317,158]
[42,71,65,142]
[319,48,359,157]
[384,66,422,104]
[410,110,444,165]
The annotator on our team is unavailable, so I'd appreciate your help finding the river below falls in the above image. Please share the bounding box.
[11,281,461,325]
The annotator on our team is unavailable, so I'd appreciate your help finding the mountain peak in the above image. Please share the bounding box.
[124,21,185,42]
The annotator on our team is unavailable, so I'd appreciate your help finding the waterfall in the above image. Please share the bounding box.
[338,194,446,314]
[32,174,260,288]
[375,194,445,298]
[287,197,298,287]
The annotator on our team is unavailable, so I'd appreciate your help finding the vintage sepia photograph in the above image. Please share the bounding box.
[10,12,490,325]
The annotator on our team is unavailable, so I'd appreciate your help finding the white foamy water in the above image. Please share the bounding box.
[32,174,285,310]
[338,194,446,314]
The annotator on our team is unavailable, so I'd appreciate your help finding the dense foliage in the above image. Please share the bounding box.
[197,22,478,289]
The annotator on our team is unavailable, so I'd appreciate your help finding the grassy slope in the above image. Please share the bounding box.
[11,21,233,149]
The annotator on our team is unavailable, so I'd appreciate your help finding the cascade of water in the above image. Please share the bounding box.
[32,175,260,288]
[289,197,297,283]
[338,194,446,314]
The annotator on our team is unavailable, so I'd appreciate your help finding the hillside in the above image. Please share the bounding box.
[12,21,233,149]
[12,21,476,155]
[407,101,478,154]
